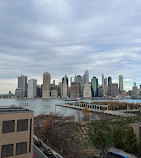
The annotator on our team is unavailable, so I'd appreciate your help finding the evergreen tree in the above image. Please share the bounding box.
[124,126,137,154]
[95,129,107,155]
[112,126,123,149]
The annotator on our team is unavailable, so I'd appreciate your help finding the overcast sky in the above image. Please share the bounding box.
[0,0,141,93]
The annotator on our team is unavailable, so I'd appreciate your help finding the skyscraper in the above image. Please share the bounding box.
[119,75,124,92]
[70,77,72,87]
[83,70,89,84]
[83,82,92,98]
[70,82,80,98]
[111,83,118,97]
[132,82,139,96]
[16,75,28,97]
[28,79,37,98]
[42,72,51,98]
[75,75,83,96]
[102,74,105,96]
[62,75,69,98]
[91,77,98,97]
[108,77,112,96]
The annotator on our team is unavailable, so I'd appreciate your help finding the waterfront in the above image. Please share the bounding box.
[0,98,141,117]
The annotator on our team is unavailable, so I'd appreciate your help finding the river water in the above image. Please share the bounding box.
[0,98,141,119]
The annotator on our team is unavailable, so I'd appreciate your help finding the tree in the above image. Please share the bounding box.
[82,107,90,121]
[94,129,107,156]
[124,126,137,154]
[112,126,123,149]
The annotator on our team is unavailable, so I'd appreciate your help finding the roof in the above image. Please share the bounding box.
[0,106,33,114]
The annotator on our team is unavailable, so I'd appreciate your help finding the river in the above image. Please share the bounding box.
[0,98,141,120]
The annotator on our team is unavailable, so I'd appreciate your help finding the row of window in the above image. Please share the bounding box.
[2,119,28,133]
[1,142,27,157]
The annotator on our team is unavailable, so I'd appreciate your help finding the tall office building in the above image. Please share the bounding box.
[58,82,62,97]
[91,77,98,97]
[42,72,51,98]
[53,80,55,86]
[132,82,139,96]
[108,77,112,96]
[28,79,37,98]
[0,106,34,158]
[111,83,118,97]
[70,82,80,98]
[75,75,83,96]
[62,75,69,98]
[83,82,92,98]
[16,75,28,98]
[70,77,72,87]
[83,70,89,84]
[102,74,104,87]
[119,75,124,92]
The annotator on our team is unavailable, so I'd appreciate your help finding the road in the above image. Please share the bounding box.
[33,144,47,158]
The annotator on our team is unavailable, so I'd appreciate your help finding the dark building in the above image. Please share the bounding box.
[70,82,80,98]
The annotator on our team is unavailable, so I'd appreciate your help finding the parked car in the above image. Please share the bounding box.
[43,149,54,157]
[34,139,42,147]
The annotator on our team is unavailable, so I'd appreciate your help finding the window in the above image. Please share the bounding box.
[29,119,32,153]
[1,144,14,157]
[17,119,28,131]
[2,120,15,133]
[16,142,27,155]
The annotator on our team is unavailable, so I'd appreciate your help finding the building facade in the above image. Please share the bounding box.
[91,77,98,97]
[16,75,28,98]
[83,70,89,84]
[119,75,124,92]
[42,72,51,98]
[70,82,80,98]
[0,106,34,158]
[111,83,118,97]
[62,75,69,98]
[83,82,92,98]
[28,79,37,98]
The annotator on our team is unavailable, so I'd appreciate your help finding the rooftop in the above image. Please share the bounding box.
[0,106,33,113]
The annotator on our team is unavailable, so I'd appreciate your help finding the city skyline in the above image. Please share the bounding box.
[1,0,141,93]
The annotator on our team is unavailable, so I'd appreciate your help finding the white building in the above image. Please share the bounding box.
[28,79,37,98]
[119,75,124,92]
[83,82,92,98]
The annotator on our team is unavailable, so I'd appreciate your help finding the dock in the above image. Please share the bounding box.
[56,102,137,117]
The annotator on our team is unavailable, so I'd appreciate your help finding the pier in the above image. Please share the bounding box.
[56,102,137,117]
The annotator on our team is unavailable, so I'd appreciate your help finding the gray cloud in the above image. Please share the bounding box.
[0,0,141,93]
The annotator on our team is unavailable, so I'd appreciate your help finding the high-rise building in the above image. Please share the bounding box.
[102,74,104,96]
[75,75,83,96]
[132,82,139,96]
[111,83,118,97]
[16,75,28,98]
[37,85,42,97]
[70,77,72,87]
[108,77,112,96]
[83,70,89,84]
[70,82,80,98]
[42,72,51,98]
[119,75,124,92]
[108,77,112,87]
[28,79,37,98]
[0,106,34,158]
[58,82,62,97]
[51,85,58,98]
[53,80,55,86]
[62,75,69,98]
[91,77,98,97]
[83,82,92,98]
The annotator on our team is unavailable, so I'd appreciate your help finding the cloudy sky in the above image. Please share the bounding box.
[0,0,141,93]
